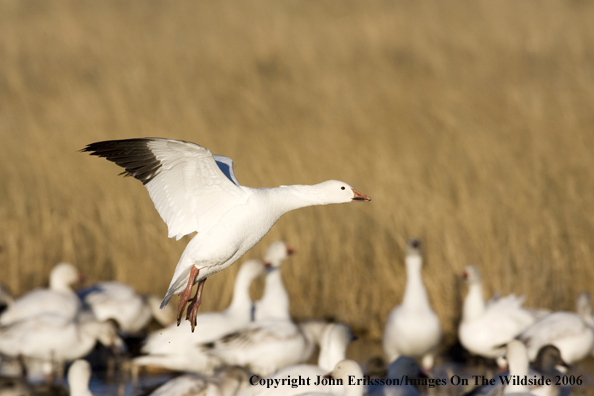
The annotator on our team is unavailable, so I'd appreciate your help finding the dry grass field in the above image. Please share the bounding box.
[1,0,594,348]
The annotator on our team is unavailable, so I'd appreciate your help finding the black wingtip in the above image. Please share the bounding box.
[82,139,163,185]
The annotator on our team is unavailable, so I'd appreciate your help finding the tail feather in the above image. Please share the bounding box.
[160,266,193,309]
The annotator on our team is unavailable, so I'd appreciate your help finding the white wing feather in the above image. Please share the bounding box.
[145,139,248,240]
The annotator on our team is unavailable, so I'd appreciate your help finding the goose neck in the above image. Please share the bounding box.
[318,335,347,372]
[463,282,485,322]
[257,269,290,320]
[402,256,430,309]
[264,185,330,216]
[226,268,261,321]
[69,374,92,396]
[505,347,529,394]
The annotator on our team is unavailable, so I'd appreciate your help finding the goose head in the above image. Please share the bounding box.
[462,265,481,285]
[49,263,83,292]
[405,238,423,269]
[312,180,371,204]
[576,291,592,317]
[324,359,363,383]
[263,241,294,269]
[533,345,570,373]
[406,238,422,256]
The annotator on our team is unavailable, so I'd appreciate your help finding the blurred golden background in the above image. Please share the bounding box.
[1,0,594,345]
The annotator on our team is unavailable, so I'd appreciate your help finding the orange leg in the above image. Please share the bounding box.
[186,278,206,332]
[176,266,200,326]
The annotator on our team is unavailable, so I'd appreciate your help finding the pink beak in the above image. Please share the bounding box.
[351,189,371,202]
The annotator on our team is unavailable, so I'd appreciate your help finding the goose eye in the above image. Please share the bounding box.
[341,186,345,190]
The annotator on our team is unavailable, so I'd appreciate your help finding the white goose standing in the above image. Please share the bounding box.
[458,265,535,368]
[84,138,371,331]
[0,263,83,325]
[254,241,294,321]
[382,239,441,371]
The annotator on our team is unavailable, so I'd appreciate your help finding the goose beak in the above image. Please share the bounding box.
[352,189,371,202]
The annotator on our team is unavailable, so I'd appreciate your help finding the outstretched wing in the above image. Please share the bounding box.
[83,138,248,240]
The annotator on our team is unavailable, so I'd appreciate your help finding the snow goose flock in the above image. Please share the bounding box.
[0,136,591,396]
[133,258,265,374]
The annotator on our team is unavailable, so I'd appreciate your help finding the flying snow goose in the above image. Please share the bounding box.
[68,360,93,396]
[458,265,535,368]
[382,239,441,371]
[133,259,264,373]
[149,366,251,396]
[0,263,83,325]
[239,322,355,396]
[78,282,175,335]
[518,291,594,365]
[253,241,294,321]
[293,360,365,396]
[83,138,371,331]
